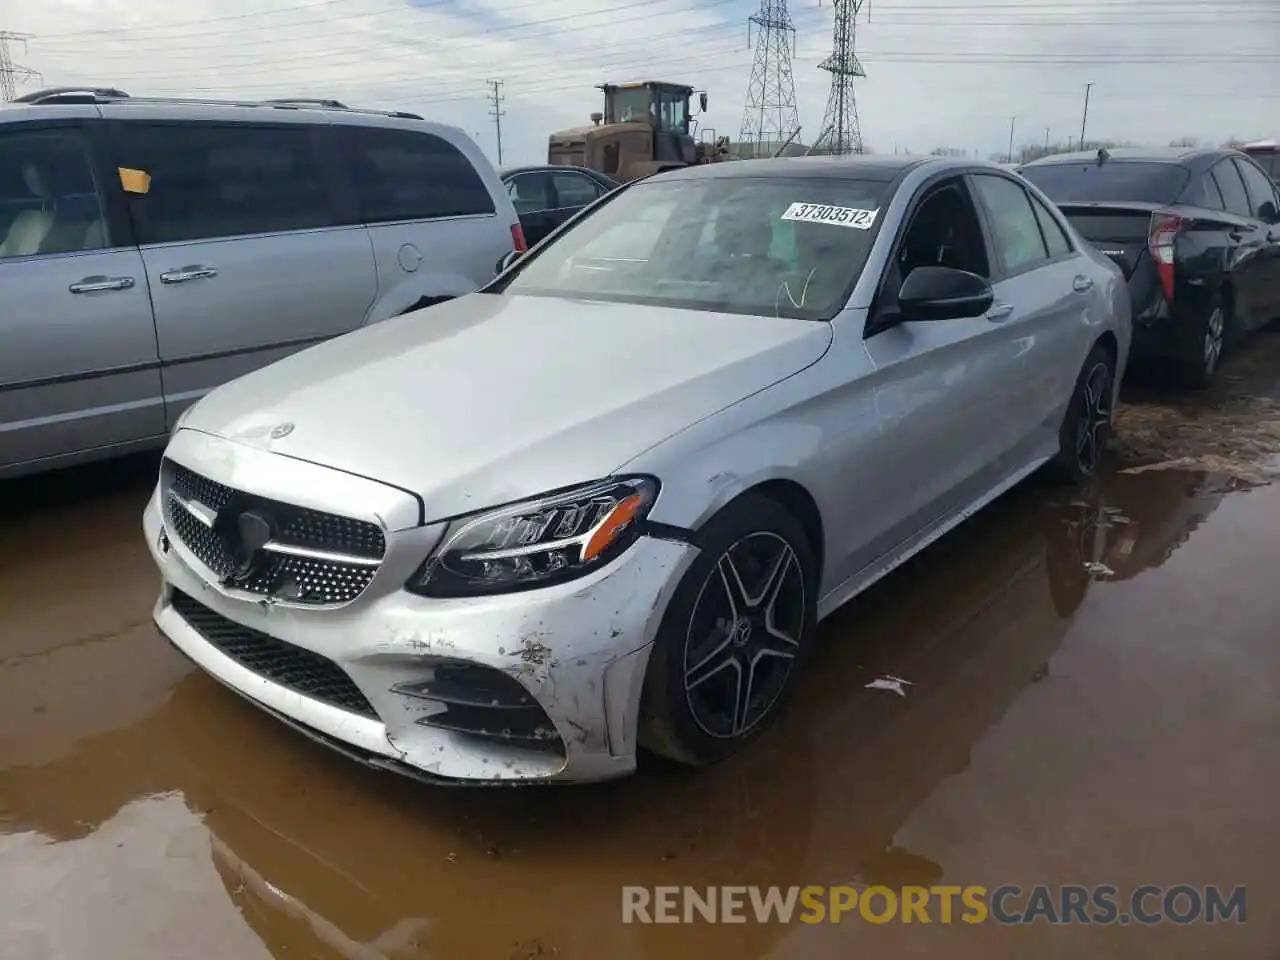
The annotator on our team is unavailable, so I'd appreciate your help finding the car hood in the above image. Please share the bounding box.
[182,294,831,521]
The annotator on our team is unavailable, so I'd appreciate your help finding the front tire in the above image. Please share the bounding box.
[1046,344,1115,485]
[639,495,817,767]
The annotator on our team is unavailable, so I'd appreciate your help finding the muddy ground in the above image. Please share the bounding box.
[2,332,1278,959]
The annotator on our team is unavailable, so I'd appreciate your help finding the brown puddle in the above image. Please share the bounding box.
[2,448,1279,957]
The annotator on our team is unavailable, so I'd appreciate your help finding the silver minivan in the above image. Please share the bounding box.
[0,88,524,478]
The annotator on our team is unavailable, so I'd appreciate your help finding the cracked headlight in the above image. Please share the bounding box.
[408,477,658,597]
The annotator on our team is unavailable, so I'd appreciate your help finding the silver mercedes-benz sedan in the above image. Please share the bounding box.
[144,155,1130,785]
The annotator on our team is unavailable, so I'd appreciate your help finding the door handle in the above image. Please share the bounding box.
[69,276,135,294]
[986,302,1015,322]
[159,266,218,284]
[1072,275,1094,293]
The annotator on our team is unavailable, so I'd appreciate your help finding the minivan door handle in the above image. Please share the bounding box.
[159,266,218,284]
[1072,275,1094,293]
[69,276,135,294]
[986,302,1015,322]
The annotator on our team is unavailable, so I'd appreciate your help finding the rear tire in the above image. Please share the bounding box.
[638,495,817,767]
[1045,344,1115,486]
[1175,294,1228,390]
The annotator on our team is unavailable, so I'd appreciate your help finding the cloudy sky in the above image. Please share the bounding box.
[2,0,1275,164]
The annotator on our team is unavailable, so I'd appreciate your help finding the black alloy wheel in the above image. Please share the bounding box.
[639,495,817,766]
[1047,343,1115,485]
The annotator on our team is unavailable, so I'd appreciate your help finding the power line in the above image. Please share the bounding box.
[740,0,802,156]
[487,78,505,165]
[0,31,39,101]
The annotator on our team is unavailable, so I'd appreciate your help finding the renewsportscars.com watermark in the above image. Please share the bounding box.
[622,885,1247,926]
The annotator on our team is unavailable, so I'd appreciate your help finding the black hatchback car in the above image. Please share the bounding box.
[498,164,619,247]
[1020,148,1280,387]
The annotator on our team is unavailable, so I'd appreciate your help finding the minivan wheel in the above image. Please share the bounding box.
[1177,297,1228,390]
[1046,344,1114,485]
[639,495,817,767]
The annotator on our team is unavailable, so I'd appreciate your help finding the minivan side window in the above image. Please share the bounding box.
[971,174,1049,273]
[116,122,335,244]
[1210,161,1252,217]
[1233,157,1279,219]
[341,127,495,223]
[0,128,109,259]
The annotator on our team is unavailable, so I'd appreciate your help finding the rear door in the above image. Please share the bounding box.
[1211,158,1272,330]
[107,115,377,426]
[334,123,509,314]
[0,119,163,472]
[549,169,609,225]
[1233,156,1280,324]
[970,172,1089,452]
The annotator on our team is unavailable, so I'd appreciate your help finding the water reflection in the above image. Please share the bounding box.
[0,466,1240,959]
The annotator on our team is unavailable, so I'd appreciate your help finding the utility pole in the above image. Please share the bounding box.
[1007,116,1016,163]
[1044,127,1050,151]
[0,31,39,102]
[486,79,505,165]
[1079,82,1094,150]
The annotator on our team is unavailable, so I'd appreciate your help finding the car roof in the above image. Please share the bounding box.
[499,164,611,179]
[1242,139,1278,151]
[653,154,977,183]
[1021,146,1227,168]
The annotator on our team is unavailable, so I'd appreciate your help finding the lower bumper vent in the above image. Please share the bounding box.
[171,590,377,720]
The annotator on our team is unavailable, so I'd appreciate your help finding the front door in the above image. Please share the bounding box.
[853,176,1027,577]
[0,121,163,471]
[105,116,377,426]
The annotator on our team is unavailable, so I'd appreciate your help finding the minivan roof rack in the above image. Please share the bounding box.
[9,86,422,121]
[264,98,349,109]
[12,86,130,104]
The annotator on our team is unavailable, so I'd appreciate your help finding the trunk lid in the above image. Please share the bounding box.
[1055,201,1161,278]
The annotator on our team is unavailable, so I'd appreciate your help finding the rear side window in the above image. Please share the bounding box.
[1027,192,1073,258]
[1179,174,1225,211]
[341,127,495,223]
[1233,158,1279,218]
[551,171,604,207]
[0,128,110,258]
[1210,161,1252,217]
[1019,161,1189,204]
[117,122,335,244]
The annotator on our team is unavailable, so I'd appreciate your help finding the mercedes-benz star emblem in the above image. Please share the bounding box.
[269,422,294,439]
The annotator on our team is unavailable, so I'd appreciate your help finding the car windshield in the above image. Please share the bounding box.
[496,175,890,321]
[1019,160,1189,203]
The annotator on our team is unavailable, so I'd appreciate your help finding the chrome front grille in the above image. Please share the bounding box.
[164,460,386,606]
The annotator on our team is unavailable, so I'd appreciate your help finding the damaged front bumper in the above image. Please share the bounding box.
[144,432,697,785]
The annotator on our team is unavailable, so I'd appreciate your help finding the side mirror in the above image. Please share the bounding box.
[699,92,708,112]
[897,266,995,322]
[1259,200,1279,224]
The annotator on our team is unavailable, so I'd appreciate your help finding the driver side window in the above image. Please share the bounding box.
[875,178,990,322]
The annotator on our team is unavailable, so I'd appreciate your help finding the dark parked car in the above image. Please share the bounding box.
[498,164,618,246]
[1019,147,1280,388]
[1242,139,1278,184]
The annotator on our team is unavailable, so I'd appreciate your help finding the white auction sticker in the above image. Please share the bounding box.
[780,202,878,229]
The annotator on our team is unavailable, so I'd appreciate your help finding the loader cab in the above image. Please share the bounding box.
[599,81,703,171]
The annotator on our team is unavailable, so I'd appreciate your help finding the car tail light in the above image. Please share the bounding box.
[510,222,528,253]
[1147,211,1186,303]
